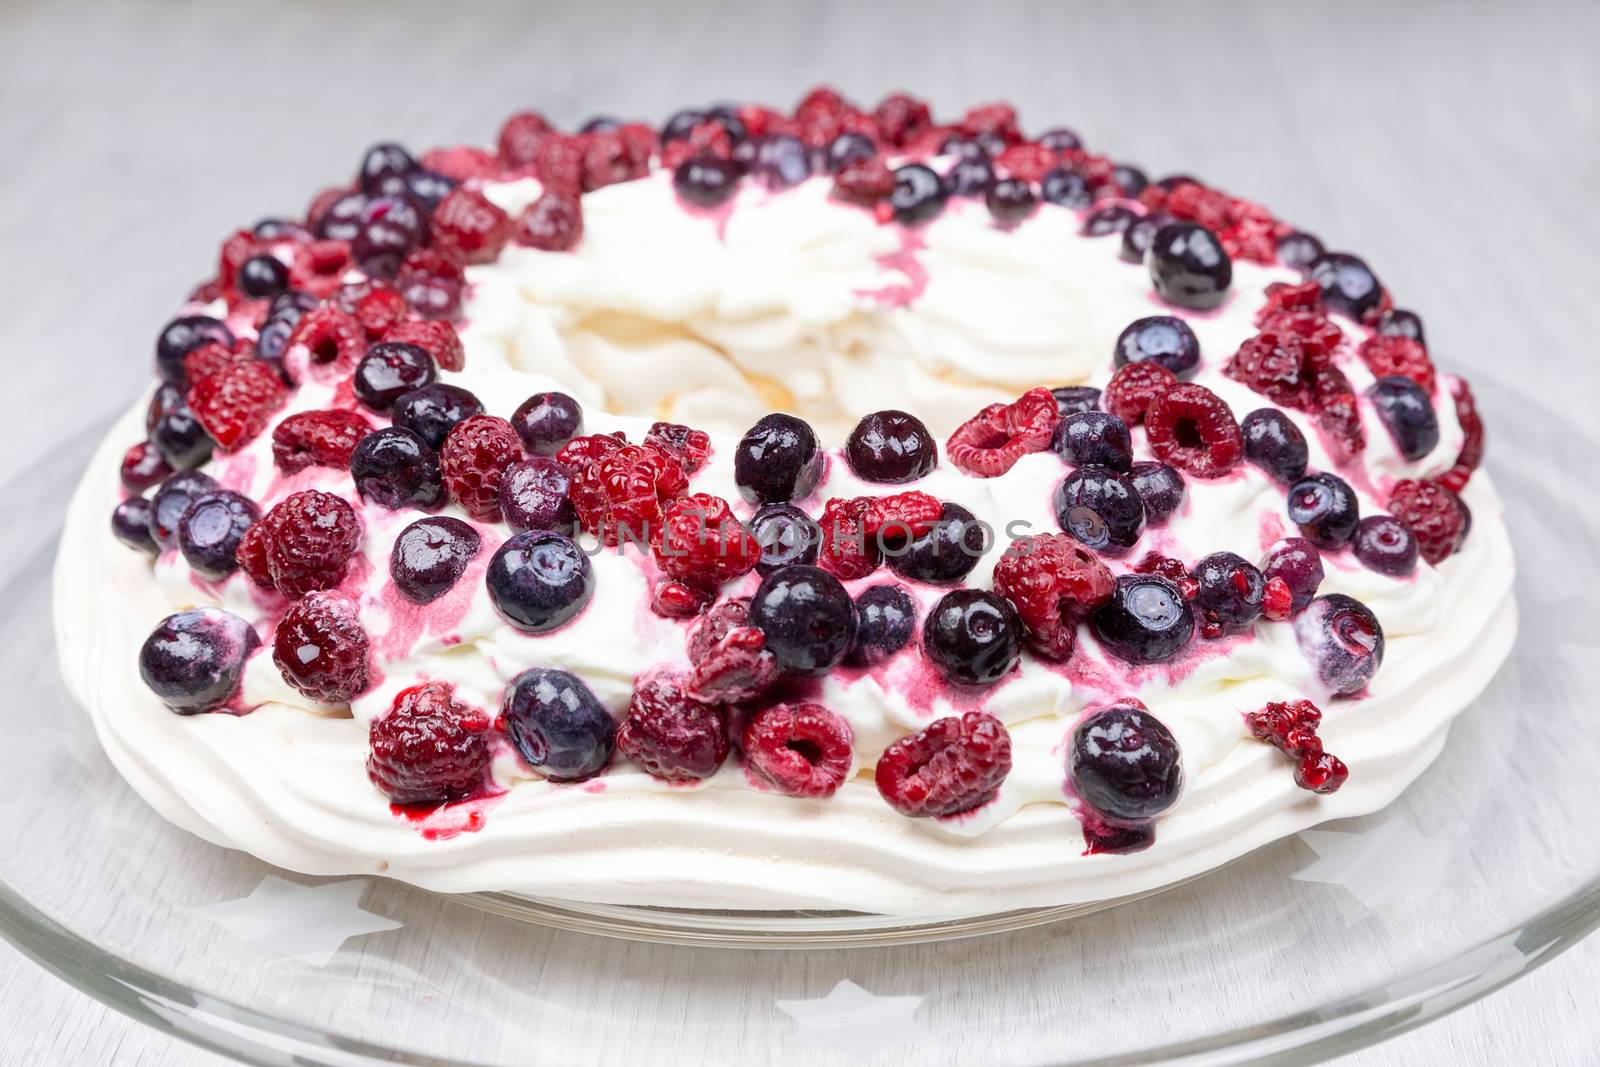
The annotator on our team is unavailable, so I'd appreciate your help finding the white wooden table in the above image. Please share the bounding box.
[4,0,1596,1062]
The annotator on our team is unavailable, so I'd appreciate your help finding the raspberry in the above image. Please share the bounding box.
[1163,182,1284,264]
[1358,335,1435,393]
[872,92,931,147]
[1296,751,1350,794]
[383,319,465,372]
[1312,364,1366,458]
[818,496,881,580]
[287,239,353,298]
[1144,384,1244,478]
[271,409,372,473]
[286,305,365,381]
[794,85,858,147]
[686,598,781,704]
[514,191,584,251]
[366,681,492,806]
[534,133,586,192]
[651,579,716,619]
[1102,362,1178,425]
[735,104,798,140]
[217,229,261,292]
[440,415,525,523]
[420,145,499,182]
[182,340,243,386]
[1261,576,1294,621]
[961,102,1021,145]
[656,493,760,588]
[430,187,513,265]
[1388,479,1468,564]
[582,128,652,191]
[1440,378,1485,492]
[616,674,730,781]
[395,248,465,320]
[1256,280,1323,323]
[874,711,1013,817]
[992,534,1116,661]
[496,110,553,168]
[347,284,409,340]
[994,143,1055,183]
[1133,552,1199,598]
[1225,331,1313,409]
[644,421,711,473]
[555,431,627,470]
[831,157,895,207]
[945,387,1060,477]
[187,359,287,451]
[863,491,943,542]
[742,703,855,798]
[243,490,362,597]
[658,121,734,170]
[569,443,689,546]
[273,591,371,704]
[1244,700,1346,795]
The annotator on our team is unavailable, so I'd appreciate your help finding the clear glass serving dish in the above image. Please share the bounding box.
[5,385,1596,1066]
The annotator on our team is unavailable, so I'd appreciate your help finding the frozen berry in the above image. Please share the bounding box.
[1127,462,1186,525]
[832,156,896,206]
[1240,408,1309,483]
[501,668,616,782]
[986,178,1037,223]
[1069,705,1183,822]
[1052,411,1133,471]
[513,190,585,251]
[383,318,466,373]
[674,155,742,208]
[945,387,1060,477]
[1114,316,1201,379]
[285,305,365,380]
[845,410,937,484]
[1089,574,1194,665]
[353,342,436,412]
[1368,376,1440,461]
[1287,472,1360,549]
[430,187,512,265]
[1120,213,1167,263]
[486,531,593,634]
[1277,230,1325,272]
[440,415,525,523]
[683,597,780,703]
[155,315,234,387]
[568,441,688,546]
[1146,222,1232,309]
[177,491,260,580]
[1260,538,1325,614]
[497,457,576,533]
[875,711,1012,818]
[657,494,760,588]
[1102,361,1177,425]
[187,359,287,452]
[923,589,1022,686]
[121,441,173,494]
[350,427,444,511]
[237,254,289,299]
[244,490,362,597]
[1357,335,1435,393]
[392,383,483,451]
[742,703,855,798]
[750,503,820,575]
[748,564,856,675]
[390,516,482,604]
[1378,308,1426,345]
[366,682,491,806]
[1041,167,1093,209]
[352,195,426,278]
[750,134,811,189]
[272,410,372,474]
[617,674,729,782]
[1051,386,1101,417]
[273,591,370,704]
[824,131,877,173]
[511,391,583,455]
[888,501,988,584]
[1309,252,1385,322]
[1082,204,1137,237]
[643,422,712,474]
[733,413,823,504]
[848,584,918,667]
[817,496,880,580]
[112,498,159,556]
[943,155,995,198]
[891,163,948,223]
[139,608,259,714]
[1388,479,1468,564]
[313,191,368,241]
[148,470,219,549]
[991,533,1116,661]
[1054,465,1145,553]
[1353,514,1419,577]
[357,142,416,195]
[1190,551,1265,637]
[1144,383,1243,478]
[1295,593,1384,696]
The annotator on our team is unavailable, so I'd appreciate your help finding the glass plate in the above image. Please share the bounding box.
[7,389,1597,1067]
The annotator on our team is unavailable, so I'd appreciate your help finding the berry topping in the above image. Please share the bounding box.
[1357,334,1435,393]
[272,410,372,474]
[285,305,366,381]
[748,564,857,675]
[638,422,708,476]
[112,498,159,556]
[511,391,584,455]
[383,319,465,374]
[139,608,260,714]
[685,597,781,704]
[485,531,593,634]
[1260,538,1325,615]
[148,385,213,471]
[515,190,585,251]
[875,711,1012,818]
[991,533,1116,661]
[120,441,173,494]
[1443,378,1485,492]
[242,490,362,597]
[430,187,512,265]
[1069,705,1184,822]
[824,132,877,173]
[156,316,236,387]
[357,142,417,195]
[1244,699,1348,795]
[1145,222,1232,309]
[750,503,821,574]
[1378,308,1427,345]
[392,382,483,451]
[237,254,290,299]
[1053,410,1133,471]
[497,456,576,533]
[817,496,880,580]
[616,674,730,782]
[366,682,491,806]
[750,134,812,189]
[1240,408,1309,484]
[1294,593,1385,696]
[1113,316,1201,379]
[847,584,919,667]
[1144,383,1243,478]
[390,516,482,604]
[1368,376,1440,461]
[1041,167,1093,209]
[887,501,988,584]
[733,413,823,504]
[1189,551,1265,637]
[873,92,932,147]
[1120,213,1167,263]
[657,494,760,589]
[923,588,1023,686]
[496,111,553,167]
[945,387,1060,477]
[1127,461,1187,525]
[350,427,445,511]
[182,341,242,388]
[986,178,1037,223]
[1388,478,1469,564]
[313,191,368,241]
[674,155,742,208]
[440,415,525,523]
[1276,231,1325,272]
[743,703,855,798]
[187,359,287,452]
[395,249,466,320]
[1309,252,1386,322]
[353,342,436,412]
[273,591,370,704]
[1089,574,1195,665]
[351,195,426,278]
[944,154,996,199]
[890,163,948,223]
[1082,204,1137,237]
[1353,514,1420,577]
[568,441,689,545]
[1054,464,1146,553]
[147,470,219,549]
[1102,361,1178,426]
[1287,472,1360,549]
[1261,577,1294,622]
[845,409,938,483]
[501,668,616,782]
[177,491,260,580]
[1112,162,1149,196]
[832,156,896,206]
[1051,386,1102,417]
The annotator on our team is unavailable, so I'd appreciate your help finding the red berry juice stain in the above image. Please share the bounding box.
[856,230,930,307]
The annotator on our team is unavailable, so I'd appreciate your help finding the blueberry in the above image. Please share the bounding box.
[1089,574,1194,664]
[733,413,823,504]
[1112,163,1149,197]
[1276,230,1325,273]
[314,191,369,241]
[498,457,576,533]
[752,134,811,189]
[1377,308,1426,346]
[155,315,234,386]
[1113,316,1201,379]
[391,516,482,604]
[511,390,583,455]
[501,668,616,782]
[354,342,436,411]
[138,608,259,714]
[887,502,988,585]
[1287,472,1360,549]
[749,503,821,574]
[847,584,918,667]
[350,427,444,511]
[1069,705,1183,822]
[1054,465,1145,553]
[942,156,995,199]
[1353,515,1419,577]
[1051,385,1102,417]
[1260,537,1325,613]
[392,383,484,450]
[257,291,317,364]
[1127,461,1186,525]
[1156,174,1201,191]
[923,589,1022,686]
[1294,593,1384,696]
[148,471,219,549]
[1083,205,1137,238]
[237,254,290,299]
[1041,167,1093,209]
[1190,551,1265,635]
[353,196,426,278]
[148,388,213,471]
[112,498,159,556]
[177,491,260,580]
[1146,222,1232,310]
[1119,213,1168,263]
[748,564,856,675]
[580,116,622,133]
[893,164,950,222]
[673,155,742,208]
[403,169,455,212]
[1309,252,1384,321]
[486,531,594,634]
[825,132,876,173]
[357,142,417,195]
[987,178,1037,223]
[1368,376,1440,461]
[1037,128,1083,152]
[938,134,989,159]
[844,409,937,484]
[661,108,708,142]
[1052,411,1131,472]
[252,218,311,241]
[1241,408,1309,483]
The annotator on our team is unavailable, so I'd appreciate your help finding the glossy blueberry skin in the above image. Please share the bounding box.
[580,116,622,133]
[350,427,444,511]
[1287,472,1360,549]
[1112,163,1149,197]
[825,132,877,173]
[511,390,583,455]
[177,491,261,580]
[942,156,995,199]
[1069,705,1183,822]
[661,108,709,142]
[1089,574,1195,665]
[392,383,484,451]
[1190,551,1265,634]
[1260,537,1325,614]
[121,441,173,494]
[148,471,219,549]
[112,498,159,556]
[1113,316,1201,379]
[252,218,311,241]
[1241,408,1309,484]
[498,457,576,533]
[1119,213,1167,263]
[750,503,821,575]
[1276,230,1325,273]
[391,516,482,604]
[1038,128,1083,152]
[1054,465,1146,553]
[1053,411,1133,471]
[486,531,594,634]
[354,342,437,411]
[1309,252,1384,321]
[155,315,234,387]
[1041,167,1093,209]
[1377,308,1426,346]
[893,164,950,222]
[923,588,1022,687]
[888,502,989,585]
[314,191,369,240]
[938,134,990,159]
[748,564,856,675]
[733,413,823,504]
[1294,593,1385,696]
[673,155,742,208]
[357,142,417,195]
[1083,205,1137,238]
[352,196,426,278]
[752,134,811,189]
[237,254,290,299]
[149,390,214,471]
[1127,462,1186,525]
[986,178,1037,223]
[1368,376,1440,461]
[501,668,616,782]
[844,410,937,484]
[1353,515,1419,577]
[1146,222,1233,310]
[138,608,260,714]
[1051,385,1102,417]
[256,291,317,364]
[847,584,918,667]
[403,169,455,212]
